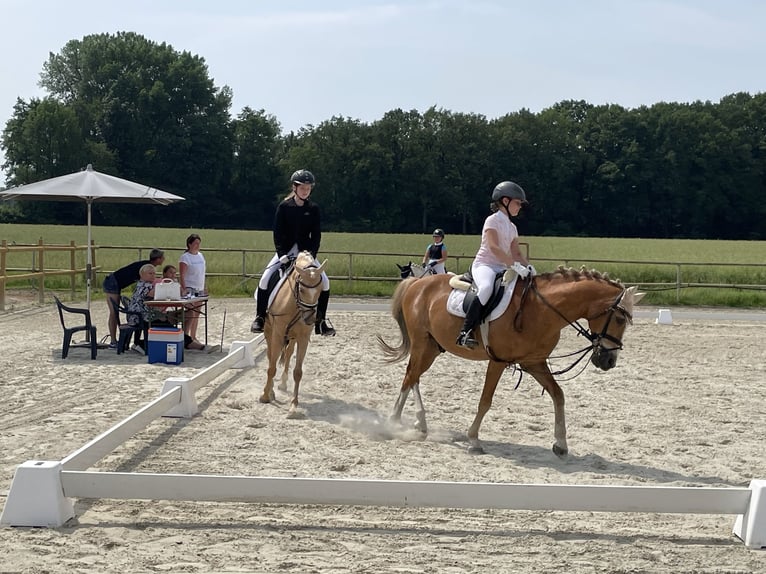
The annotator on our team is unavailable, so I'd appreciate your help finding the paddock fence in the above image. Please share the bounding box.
[3,240,766,310]
[0,331,764,547]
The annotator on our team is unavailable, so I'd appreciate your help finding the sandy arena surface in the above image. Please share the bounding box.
[1,294,765,573]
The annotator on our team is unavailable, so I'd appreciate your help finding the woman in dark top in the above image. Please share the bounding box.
[422,228,448,273]
[103,248,165,348]
[251,169,335,336]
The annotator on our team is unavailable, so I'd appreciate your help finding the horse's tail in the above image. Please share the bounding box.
[376,277,416,363]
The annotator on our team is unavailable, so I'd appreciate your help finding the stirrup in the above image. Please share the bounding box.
[251,316,265,333]
[315,319,336,336]
[456,330,478,348]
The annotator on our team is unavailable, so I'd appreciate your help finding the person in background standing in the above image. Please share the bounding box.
[179,233,207,348]
[422,228,448,274]
[102,248,165,348]
[250,169,335,336]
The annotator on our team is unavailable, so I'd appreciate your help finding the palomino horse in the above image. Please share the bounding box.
[377,267,644,455]
[259,250,326,417]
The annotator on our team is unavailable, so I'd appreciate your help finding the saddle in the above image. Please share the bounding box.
[263,260,295,308]
[448,269,516,320]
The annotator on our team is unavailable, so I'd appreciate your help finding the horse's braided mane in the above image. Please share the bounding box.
[538,265,624,288]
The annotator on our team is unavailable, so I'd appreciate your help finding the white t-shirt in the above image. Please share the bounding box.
[179,251,206,291]
[473,211,518,269]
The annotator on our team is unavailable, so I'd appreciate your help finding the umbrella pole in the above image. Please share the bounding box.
[86,202,93,340]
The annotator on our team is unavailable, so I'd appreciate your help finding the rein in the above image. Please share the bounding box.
[293,265,323,311]
[531,281,632,351]
[488,281,632,382]
[271,263,323,338]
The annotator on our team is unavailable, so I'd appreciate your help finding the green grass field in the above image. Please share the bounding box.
[2,223,766,307]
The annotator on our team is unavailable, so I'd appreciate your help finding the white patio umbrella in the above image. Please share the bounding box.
[0,164,185,310]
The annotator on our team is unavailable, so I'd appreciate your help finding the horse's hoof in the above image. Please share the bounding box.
[258,396,271,404]
[468,445,485,455]
[552,444,568,458]
[286,408,305,420]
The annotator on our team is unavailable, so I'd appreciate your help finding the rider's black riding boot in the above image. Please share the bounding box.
[250,287,269,333]
[456,297,484,348]
[315,290,336,336]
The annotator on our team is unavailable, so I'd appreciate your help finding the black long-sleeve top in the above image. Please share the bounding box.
[112,259,150,290]
[273,196,322,257]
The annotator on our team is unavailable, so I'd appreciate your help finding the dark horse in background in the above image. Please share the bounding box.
[377,267,644,455]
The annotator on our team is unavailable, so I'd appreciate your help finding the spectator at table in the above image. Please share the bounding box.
[102,248,164,348]
[125,263,157,354]
[179,233,207,349]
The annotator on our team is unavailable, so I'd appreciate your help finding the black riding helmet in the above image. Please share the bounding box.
[491,181,528,204]
[432,228,445,238]
[291,169,315,186]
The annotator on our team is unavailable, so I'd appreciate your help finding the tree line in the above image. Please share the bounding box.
[2,32,765,240]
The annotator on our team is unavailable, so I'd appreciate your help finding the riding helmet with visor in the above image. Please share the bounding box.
[432,228,445,238]
[291,169,315,186]
[491,181,527,204]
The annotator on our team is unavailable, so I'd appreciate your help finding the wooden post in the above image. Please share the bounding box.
[0,239,6,311]
[90,239,97,294]
[37,238,45,304]
[69,240,77,298]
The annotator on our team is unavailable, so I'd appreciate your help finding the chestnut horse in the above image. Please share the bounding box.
[377,267,644,455]
[259,250,326,417]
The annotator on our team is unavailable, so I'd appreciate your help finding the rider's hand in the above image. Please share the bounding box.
[511,261,529,278]
[278,254,290,265]
[527,264,537,277]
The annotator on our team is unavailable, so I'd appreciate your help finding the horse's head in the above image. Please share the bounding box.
[293,251,325,316]
[396,262,414,279]
[586,285,644,370]
[294,251,316,271]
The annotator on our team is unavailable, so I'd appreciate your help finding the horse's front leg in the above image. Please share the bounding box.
[278,339,295,392]
[286,337,309,419]
[259,335,283,404]
[466,361,505,454]
[522,360,568,458]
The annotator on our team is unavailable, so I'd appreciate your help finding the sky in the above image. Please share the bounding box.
[1,0,765,186]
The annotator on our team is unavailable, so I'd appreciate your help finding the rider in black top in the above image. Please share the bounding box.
[422,228,447,274]
[273,196,321,258]
[251,169,335,336]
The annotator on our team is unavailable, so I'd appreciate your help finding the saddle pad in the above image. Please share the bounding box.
[252,271,290,308]
[446,275,518,321]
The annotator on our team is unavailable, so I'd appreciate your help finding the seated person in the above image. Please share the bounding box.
[162,264,177,280]
[126,264,157,353]
[153,265,181,325]
[154,264,213,352]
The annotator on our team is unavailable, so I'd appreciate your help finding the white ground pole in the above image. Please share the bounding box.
[1,335,764,549]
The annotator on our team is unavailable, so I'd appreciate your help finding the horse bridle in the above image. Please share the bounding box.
[292,264,323,316]
[533,282,632,352]
[508,283,629,381]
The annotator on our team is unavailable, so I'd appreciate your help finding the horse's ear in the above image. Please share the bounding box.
[396,264,405,271]
[317,259,328,273]
[627,285,646,305]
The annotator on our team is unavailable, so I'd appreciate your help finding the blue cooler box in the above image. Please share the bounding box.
[148,327,184,364]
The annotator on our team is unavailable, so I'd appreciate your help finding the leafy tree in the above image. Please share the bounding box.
[37,32,234,226]
[229,107,283,229]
